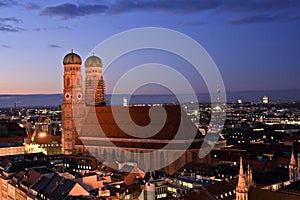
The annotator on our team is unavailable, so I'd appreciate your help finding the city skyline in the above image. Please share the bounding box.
[0,0,300,94]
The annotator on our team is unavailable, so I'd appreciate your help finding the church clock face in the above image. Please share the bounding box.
[77,92,82,100]
[65,92,71,100]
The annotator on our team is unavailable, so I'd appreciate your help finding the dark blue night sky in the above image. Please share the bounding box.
[0,0,299,94]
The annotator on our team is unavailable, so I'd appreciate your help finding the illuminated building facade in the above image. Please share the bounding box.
[61,51,207,173]
[263,96,269,104]
[62,50,85,155]
[236,157,253,200]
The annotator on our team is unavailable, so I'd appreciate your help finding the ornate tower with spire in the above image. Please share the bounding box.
[85,53,106,106]
[289,147,298,183]
[246,164,253,187]
[236,157,248,200]
[62,50,85,154]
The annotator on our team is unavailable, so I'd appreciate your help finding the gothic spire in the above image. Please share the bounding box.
[237,157,248,193]
[247,163,253,187]
[290,146,297,166]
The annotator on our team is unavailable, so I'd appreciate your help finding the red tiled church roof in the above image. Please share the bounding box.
[77,105,204,150]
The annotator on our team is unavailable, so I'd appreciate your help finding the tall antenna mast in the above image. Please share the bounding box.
[217,81,221,103]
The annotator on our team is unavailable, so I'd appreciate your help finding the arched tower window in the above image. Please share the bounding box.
[95,148,98,157]
[121,151,125,162]
[140,151,144,169]
[150,153,154,170]
[66,78,70,86]
[112,149,116,160]
[160,152,165,167]
[131,150,134,161]
[103,149,107,160]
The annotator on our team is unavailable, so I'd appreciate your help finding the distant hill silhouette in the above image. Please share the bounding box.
[0,94,63,108]
[0,89,300,108]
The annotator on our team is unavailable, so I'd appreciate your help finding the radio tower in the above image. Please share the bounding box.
[217,81,221,104]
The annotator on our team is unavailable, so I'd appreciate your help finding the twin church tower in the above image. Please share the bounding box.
[61,50,207,173]
[62,50,105,154]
